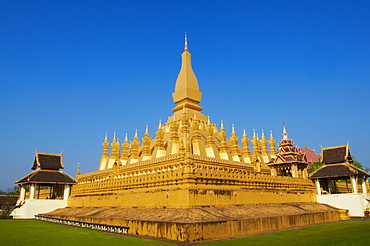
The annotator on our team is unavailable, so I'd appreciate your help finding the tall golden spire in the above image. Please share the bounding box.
[172,34,203,112]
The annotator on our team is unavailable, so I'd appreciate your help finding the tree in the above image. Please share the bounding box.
[0,186,19,196]
[4,186,19,196]
[0,186,18,216]
[351,157,363,170]
[308,161,324,174]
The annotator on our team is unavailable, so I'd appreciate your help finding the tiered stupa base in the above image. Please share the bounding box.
[40,203,349,242]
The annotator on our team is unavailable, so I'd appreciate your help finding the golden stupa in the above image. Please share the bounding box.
[41,36,348,242]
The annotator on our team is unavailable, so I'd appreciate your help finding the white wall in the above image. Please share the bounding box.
[317,193,369,217]
[11,199,67,219]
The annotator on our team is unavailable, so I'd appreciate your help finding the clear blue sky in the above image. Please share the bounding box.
[0,0,369,190]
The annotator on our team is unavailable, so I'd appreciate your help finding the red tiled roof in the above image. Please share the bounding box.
[299,148,319,163]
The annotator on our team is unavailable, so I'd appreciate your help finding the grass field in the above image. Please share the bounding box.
[0,219,369,245]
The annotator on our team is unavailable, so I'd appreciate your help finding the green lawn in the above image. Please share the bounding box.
[0,219,369,246]
[0,220,176,246]
[201,220,370,246]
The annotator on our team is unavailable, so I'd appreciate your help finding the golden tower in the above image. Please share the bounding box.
[41,36,346,242]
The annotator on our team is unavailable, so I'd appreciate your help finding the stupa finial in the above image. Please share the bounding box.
[113,132,117,142]
[172,35,203,112]
[184,32,188,51]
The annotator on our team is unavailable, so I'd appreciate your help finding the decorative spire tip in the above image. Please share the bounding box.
[184,32,188,51]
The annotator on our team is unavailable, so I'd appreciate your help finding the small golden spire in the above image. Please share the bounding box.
[121,133,130,160]
[230,124,239,157]
[252,129,260,156]
[111,133,120,159]
[154,121,165,156]
[260,129,268,155]
[130,130,140,160]
[241,130,251,159]
[102,133,109,158]
[142,126,151,158]
[269,130,276,155]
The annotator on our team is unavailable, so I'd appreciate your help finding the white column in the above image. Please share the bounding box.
[351,175,358,193]
[361,176,367,194]
[327,178,332,194]
[20,185,26,200]
[29,183,36,199]
[315,179,321,195]
[63,184,70,200]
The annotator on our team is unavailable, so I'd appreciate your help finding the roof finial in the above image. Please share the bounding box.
[76,162,80,176]
[184,32,188,51]
[282,125,288,140]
